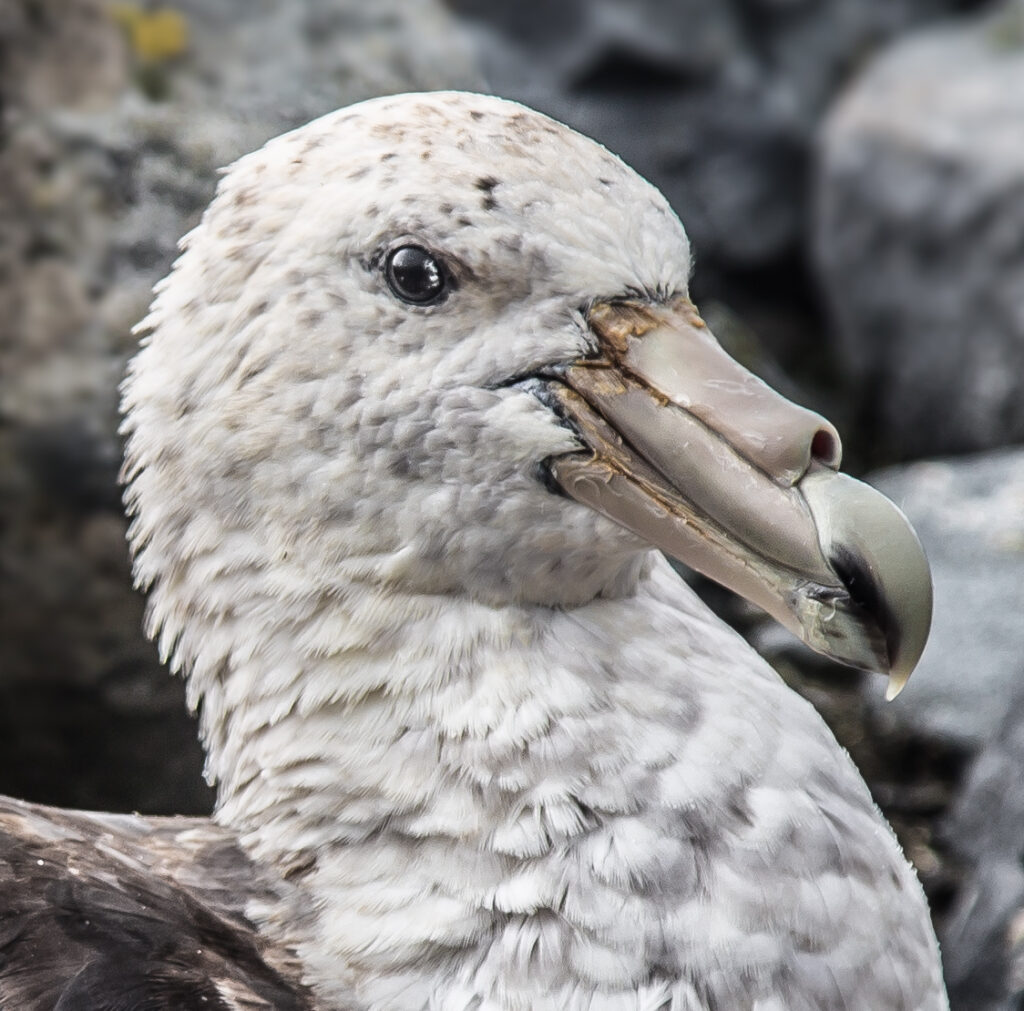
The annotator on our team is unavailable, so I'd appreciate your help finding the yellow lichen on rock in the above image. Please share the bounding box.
[109,4,188,63]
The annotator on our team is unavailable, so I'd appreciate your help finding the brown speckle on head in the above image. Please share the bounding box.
[371,123,407,142]
[223,240,249,260]
[220,210,257,241]
[497,234,522,255]
[476,176,499,212]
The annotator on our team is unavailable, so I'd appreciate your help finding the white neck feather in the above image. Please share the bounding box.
[171,552,799,1010]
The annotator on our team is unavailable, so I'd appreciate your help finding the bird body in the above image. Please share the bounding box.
[1,92,946,1009]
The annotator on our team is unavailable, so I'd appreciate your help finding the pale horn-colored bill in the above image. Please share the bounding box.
[545,298,931,698]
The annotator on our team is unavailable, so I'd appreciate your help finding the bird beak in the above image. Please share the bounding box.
[545,298,931,698]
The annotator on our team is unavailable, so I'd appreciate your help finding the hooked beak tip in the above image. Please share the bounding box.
[802,470,933,692]
[885,674,908,702]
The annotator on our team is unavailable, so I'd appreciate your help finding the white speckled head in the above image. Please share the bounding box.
[122,91,692,628]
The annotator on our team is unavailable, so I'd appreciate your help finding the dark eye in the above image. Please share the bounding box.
[384,245,447,305]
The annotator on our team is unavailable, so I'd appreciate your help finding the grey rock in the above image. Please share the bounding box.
[866,449,1024,749]
[814,3,1024,457]
[0,0,481,815]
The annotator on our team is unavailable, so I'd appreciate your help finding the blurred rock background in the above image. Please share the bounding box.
[1,0,1021,1006]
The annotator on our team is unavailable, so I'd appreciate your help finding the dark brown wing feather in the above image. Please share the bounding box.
[0,796,315,1011]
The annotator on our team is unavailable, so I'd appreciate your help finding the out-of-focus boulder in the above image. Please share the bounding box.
[815,3,1024,458]
[866,449,1024,749]
[0,0,481,815]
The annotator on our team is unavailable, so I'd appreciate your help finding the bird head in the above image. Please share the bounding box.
[122,91,930,697]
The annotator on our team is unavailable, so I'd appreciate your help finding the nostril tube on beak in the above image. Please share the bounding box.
[726,400,842,488]
[811,426,842,470]
[588,297,846,486]
[768,415,842,487]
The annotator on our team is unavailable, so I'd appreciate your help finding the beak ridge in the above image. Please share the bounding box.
[589,300,843,485]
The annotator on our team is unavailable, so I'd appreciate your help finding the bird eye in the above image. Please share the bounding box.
[384,245,447,305]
